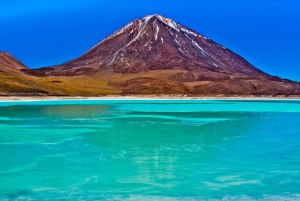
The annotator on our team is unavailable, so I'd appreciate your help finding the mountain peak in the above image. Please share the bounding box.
[142,14,165,20]
[142,14,180,31]
[142,14,167,22]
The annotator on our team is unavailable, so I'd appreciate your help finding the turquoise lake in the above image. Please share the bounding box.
[0,99,300,200]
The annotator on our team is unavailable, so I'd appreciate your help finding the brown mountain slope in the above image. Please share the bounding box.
[0,52,39,95]
[0,52,27,73]
[5,15,300,96]
[0,52,118,96]
[0,52,52,95]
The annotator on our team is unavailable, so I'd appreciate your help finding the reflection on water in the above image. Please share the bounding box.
[0,104,111,118]
[0,100,300,200]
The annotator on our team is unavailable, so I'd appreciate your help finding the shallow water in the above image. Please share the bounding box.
[0,99,300,200]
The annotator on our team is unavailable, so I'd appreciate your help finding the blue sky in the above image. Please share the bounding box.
[0,0,299,81]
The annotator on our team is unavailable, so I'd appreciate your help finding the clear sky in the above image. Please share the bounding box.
[0,0,299,81]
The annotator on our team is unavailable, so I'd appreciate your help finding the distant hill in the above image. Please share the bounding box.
[0,52,47,95]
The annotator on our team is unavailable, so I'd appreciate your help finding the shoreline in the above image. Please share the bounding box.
[0,95,299,101]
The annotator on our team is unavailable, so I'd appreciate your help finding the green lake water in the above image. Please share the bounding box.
[0,99,300,200]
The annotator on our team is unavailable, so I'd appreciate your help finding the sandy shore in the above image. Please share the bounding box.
[0,94,299,101]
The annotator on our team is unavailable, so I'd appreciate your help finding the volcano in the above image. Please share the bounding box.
[2,14,300,96]
[36,14,268,77]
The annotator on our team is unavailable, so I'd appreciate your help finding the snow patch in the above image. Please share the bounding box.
[168,27,174,36]
[153,22,159,41]
[120,54,124,62]
[143,15,154,22]
[173,39,180,46]
[178,48,184,53]
[192,40,205,52]
[180,27,198,37]
[184,33,208,57]
[166,20,180,31]
[155,14,180,32]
